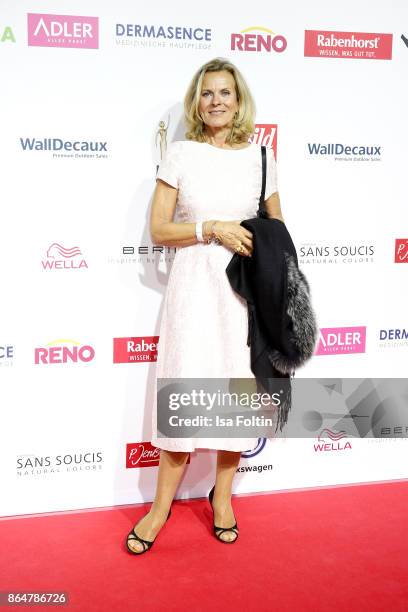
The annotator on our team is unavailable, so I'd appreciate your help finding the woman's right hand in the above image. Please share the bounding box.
[211,220,253,257]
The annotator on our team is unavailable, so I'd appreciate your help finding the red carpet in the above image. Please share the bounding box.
[1,481,408,611]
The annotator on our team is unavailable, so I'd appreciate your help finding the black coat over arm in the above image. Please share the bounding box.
[226,217,318,431]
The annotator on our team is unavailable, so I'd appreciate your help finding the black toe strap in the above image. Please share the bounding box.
[214,526,239,541]
[127,529,154,551]
[131,527,154,545]
[214,522,238,532]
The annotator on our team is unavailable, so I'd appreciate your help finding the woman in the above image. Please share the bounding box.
[126,57,284,554]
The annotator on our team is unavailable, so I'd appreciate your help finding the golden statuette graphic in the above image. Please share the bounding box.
[155,114,170,160]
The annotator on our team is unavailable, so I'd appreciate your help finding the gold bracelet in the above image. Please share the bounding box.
[204,220,214,243]
[207,221,221,245]
[202,220,211,242]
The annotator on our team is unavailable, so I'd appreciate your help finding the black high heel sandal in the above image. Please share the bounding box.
[208,485,239,544]
[126,507,172,555]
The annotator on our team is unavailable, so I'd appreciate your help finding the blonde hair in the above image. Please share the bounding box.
[184,57,256,145]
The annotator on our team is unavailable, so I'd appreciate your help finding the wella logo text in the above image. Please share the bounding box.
[313,429,352,452]
[41,243,88,270]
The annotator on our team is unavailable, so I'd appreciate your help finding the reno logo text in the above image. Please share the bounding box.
[35,340,95,365]
[231,26,287,53]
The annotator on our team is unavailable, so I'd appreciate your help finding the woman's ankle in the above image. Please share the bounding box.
[150,502,171,520]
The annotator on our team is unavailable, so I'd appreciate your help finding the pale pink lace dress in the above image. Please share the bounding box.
[150,140,278,452]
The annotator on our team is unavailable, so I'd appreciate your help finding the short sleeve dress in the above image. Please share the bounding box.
[150,139,279,452]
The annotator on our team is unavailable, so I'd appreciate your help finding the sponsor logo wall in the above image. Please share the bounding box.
[1,1,407,517]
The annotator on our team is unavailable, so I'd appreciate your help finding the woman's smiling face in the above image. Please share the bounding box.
[198,70,239,130]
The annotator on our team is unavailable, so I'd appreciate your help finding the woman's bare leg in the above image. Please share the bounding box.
[211,450,241,542]
[127,449,189,553]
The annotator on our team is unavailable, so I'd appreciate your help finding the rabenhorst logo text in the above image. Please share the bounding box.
[113,336,159,363]
[304,30,392,60]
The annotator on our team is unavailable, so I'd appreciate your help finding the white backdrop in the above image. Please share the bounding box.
[1,0,407,517]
